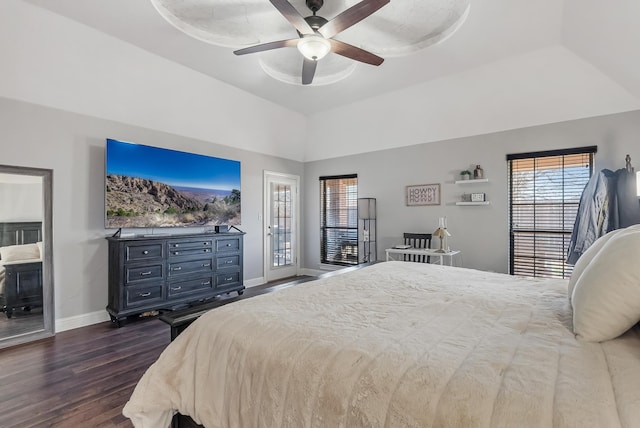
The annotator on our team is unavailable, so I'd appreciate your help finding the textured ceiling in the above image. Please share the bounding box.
[19,0,640,119]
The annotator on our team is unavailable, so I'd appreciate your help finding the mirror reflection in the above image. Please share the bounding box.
[0,167,53,347]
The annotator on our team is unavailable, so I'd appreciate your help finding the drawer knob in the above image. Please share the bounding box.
[203,242,209,246]
[202,263,210,267]
[142,250,149,255]
[140,271,152,276]
[226,243,232,247]
[225,277,233,281]
[173,267,182,271]
[203,249,210,253]
[138,292,151,297]
[174,251,180,255]
[171,286,182,291]
[202,281,211,286]
[226,260,233,264]
[175,244,179,247]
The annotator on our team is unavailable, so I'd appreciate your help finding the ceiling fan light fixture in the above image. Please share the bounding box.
[297,35,331,61]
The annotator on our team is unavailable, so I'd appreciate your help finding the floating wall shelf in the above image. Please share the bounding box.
[455,201,491,206]
[455,178,489,184]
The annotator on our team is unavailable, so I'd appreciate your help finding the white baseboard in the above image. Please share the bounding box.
[54,272,326,332]
[301,268,324,276]
[56,310,110,332]
[244,277,265,288]
[319,264,347,271]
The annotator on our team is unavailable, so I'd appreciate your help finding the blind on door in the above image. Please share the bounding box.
[507,147,596,278]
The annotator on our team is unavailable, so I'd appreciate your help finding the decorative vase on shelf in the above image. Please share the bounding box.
[473,165,484,179]
[460,171,471,180]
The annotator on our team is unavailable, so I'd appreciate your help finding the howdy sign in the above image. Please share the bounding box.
[406,184,441,206]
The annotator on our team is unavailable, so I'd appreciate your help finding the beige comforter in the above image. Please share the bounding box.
[123,262,640,427]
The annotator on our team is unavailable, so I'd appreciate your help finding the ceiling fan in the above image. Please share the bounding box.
[233,0,389,85]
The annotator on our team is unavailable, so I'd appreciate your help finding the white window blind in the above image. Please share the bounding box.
[508,147,596,278]
[320,174,358,266]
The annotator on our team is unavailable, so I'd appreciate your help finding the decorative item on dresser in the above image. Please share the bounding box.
[106,231,244,327]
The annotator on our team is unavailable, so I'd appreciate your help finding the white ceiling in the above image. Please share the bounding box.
[21,0,640,118]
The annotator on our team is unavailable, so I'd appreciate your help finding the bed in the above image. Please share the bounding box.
[123,234,640,427]
[0,222,43,318]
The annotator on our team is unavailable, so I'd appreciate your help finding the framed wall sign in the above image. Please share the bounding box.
[406,183,440,206]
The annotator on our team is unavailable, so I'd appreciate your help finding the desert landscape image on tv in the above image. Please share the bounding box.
[105,139,241,229]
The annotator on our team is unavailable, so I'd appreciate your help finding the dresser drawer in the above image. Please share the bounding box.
[217,255,240,269]
[168,239,213,251]
[125,284,164,307]
[216,237,240,252]
[125,243,164,262]
[125,263,164,285]
[107,232,244,324]
[216,271,240,288]
[168,258,213,276]
[168,247,213,258]
[168,276,214,297]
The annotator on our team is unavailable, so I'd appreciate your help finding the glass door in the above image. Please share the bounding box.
[264,172,299,282]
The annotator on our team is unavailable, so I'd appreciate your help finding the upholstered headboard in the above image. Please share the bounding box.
[0,222,42,247]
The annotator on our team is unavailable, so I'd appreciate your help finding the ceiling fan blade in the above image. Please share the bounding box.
[301,58,317,85]
[270,0,315,35]
[234,39,299,56]
[328,39,384,66]
[318,0,389,39]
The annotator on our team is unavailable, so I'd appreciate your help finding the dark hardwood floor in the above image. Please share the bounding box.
[0,275,315,428]
[0,316,169,427]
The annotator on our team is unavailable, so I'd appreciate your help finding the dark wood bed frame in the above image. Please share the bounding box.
[0,221,43,318]
[158,264,371,428]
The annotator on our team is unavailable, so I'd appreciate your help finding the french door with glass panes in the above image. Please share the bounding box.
[264,172,300,282]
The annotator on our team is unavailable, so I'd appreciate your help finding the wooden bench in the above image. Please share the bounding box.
[158,264,372,340]
[158,276,313,340]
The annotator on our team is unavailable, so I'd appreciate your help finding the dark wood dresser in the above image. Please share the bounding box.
[106,232,244,326]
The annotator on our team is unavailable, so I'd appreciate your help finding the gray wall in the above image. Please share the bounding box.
[304,110,640,273]
[2,92,639,325]
[0,96,304,322]
[0,182,43,222]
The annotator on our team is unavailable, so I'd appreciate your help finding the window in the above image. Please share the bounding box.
[507,146,596,278]
[320,174,358,266]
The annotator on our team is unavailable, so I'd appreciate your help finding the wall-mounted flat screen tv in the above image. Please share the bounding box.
[105,139,241,229]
